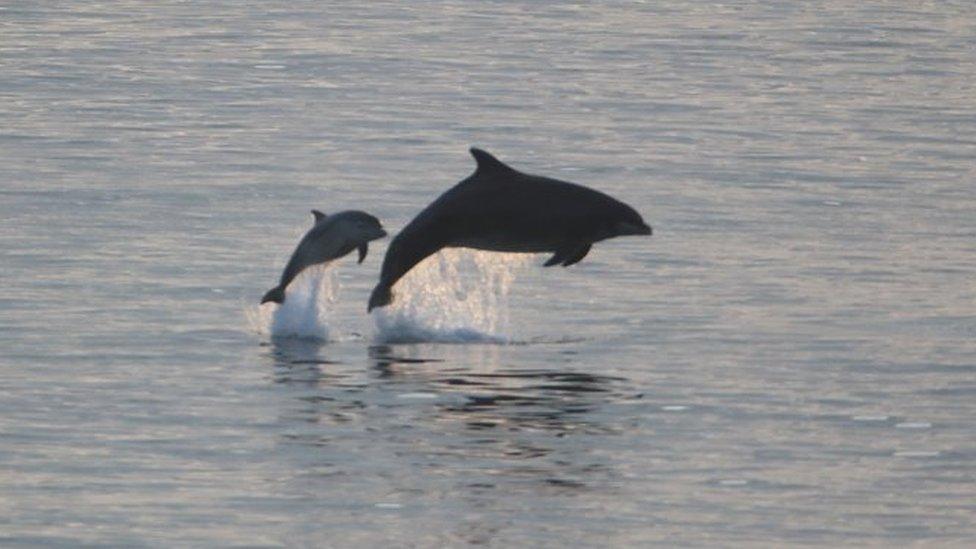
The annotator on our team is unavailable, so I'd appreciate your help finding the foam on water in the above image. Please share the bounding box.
[246,267,339,341]
[372,249,530,344]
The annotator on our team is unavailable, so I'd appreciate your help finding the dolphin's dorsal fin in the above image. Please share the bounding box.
[470,147,516,175]
[311,209,327,223]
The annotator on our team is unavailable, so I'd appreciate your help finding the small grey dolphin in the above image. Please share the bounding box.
[262,209,387,304]
[367,148,651,311]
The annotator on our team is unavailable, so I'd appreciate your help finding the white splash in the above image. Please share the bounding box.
[246,267,339,341]
[372,249,530,344]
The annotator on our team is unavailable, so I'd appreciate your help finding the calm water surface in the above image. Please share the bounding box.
[2,1,975,546]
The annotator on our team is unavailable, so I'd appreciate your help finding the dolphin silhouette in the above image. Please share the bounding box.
[262,209,387,304]
[367,148,652,311]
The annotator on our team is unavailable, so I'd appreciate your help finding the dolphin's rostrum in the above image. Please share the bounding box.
[367,148,652,311]
[262,210,387,304]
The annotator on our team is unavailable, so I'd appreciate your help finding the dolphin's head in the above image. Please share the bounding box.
[333,210,388,243]
[606,202,652,239]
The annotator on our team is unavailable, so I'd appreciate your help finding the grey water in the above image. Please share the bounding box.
[2,1,975,546]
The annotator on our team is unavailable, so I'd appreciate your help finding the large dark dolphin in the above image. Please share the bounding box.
[262,209,387,304]
[367,148,652,311]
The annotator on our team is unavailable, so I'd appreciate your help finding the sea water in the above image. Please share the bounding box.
[2,1,975,546]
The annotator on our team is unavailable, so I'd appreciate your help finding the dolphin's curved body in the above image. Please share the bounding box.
[367,148,652,311]
[262,210,386,304]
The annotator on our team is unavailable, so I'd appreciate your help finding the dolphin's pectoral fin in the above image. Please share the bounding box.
[545,242,591,267]
[311,209,327,223]
[544,244,571,267]
[357,243,368,264]
[561,243,591,267]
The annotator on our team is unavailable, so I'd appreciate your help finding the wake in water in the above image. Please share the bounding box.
[246,267,339,341]
[246,250,530,344]
[372,249,530,344]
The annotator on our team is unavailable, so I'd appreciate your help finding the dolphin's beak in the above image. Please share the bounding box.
[617,221,652,236]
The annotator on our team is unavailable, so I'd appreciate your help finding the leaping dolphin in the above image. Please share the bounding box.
[367,148,652,311]
[262,209,387,304]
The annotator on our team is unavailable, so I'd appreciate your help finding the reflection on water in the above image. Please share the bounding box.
[269,342,627,501]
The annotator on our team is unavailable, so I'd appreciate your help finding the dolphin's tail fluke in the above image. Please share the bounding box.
[367,284,392,312]
[261,286,286,304]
